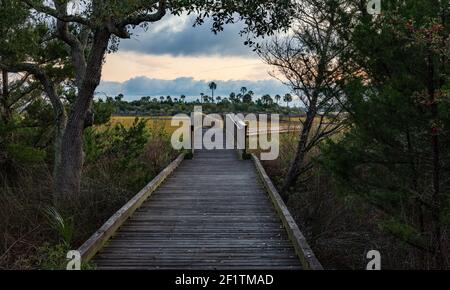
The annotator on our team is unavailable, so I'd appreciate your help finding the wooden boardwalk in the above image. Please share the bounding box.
[93,149,302,270]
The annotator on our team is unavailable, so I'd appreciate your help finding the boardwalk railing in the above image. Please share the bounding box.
[226,114,323,269]
[252,155,323,270]
[77,117,323,269]
[226,114,249,158]
[77,154,185,262]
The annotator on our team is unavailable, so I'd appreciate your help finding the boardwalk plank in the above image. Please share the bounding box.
[93,148,301,270]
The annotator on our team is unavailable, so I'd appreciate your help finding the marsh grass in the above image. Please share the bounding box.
[0,119,177,269]
[261,131,414,269]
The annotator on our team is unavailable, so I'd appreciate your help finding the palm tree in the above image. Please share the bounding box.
[180,95,186,103]
[229,92,236,102]
[115,93,124,102]
[200,93,204,103]
[283,93,293,108]
[216,96,221,103]
[208,82,217,99]
[243,93,252,103]
[261,94,273,106]
[159,96,164,103]
[240,87,247,96]
[275,94,281,104]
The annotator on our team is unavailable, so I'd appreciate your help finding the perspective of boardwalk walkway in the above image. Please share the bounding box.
[94,149,302,269]
[80,125,322,270]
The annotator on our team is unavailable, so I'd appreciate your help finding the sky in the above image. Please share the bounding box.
[97,14,291,101]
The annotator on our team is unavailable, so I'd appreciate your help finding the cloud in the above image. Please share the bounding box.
[119,14,254,57]
[96,76,290,101]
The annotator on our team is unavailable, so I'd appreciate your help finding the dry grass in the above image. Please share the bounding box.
[106,116,188,135]
[260,131,413,269]
[0,122,178,269]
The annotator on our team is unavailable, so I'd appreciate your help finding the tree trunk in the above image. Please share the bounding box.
[1,69,11,123]
[53,29,111,204]
[282,109,316,195]
[406,129,429,267]
[426,52,446,269]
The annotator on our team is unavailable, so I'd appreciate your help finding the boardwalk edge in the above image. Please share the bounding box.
[77,153,185,263]
[251,154,324,270]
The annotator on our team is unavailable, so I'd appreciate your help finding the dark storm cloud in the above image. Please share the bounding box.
[119,14,254,57]
[96,77,290,101]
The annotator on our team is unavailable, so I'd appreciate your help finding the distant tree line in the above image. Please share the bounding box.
[101,88,304,116]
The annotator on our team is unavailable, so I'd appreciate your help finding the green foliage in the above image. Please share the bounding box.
[0,114,48,182]
[44,207,75,247]
[83,117,156,191]
[380,218,426,249]
[84,117,148,165]
[36,243,70,270]
[5,143,46,164]
[36,243,96,270]
[320,0,449,267]
[110,92,303,116]
[93,99,115,125]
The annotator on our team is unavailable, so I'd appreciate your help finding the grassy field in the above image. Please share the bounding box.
[104,116,189,134]
[107,115,303,132]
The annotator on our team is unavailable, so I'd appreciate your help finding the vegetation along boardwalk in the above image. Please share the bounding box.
[78,130,322,270]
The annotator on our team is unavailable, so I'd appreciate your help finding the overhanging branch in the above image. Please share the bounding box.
[121,0,167,27]
[21,0,91,26]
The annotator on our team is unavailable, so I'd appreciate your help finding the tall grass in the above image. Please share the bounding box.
[0,119,177,269]
[261,132,415,269]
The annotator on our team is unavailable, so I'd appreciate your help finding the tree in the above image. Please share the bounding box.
[260,0,346,195]
[180,95,186,103]
[242,93,253,103]
[166,95,173,104]
[115,94,124,103]
[283,93,292,108]
[240,87,248,96]
[229,92,237,103]
[208,81,217,99]
[261,94,273,106]
[0,0,71,184]
[321,0,449,269]
[1,0,295,203]
[275,94,281,104]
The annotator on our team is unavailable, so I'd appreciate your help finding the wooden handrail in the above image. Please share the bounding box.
[251,154,323,270]
[225,115,248,157]
[77,153,185,263]
[190,125,195,156]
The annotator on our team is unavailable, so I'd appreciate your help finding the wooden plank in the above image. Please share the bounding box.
[77,153,185,262]
[86,141,311,270]
[251,154,323,270]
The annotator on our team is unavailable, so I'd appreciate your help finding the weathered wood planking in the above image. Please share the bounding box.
[77,154,185,262]
[92,149,302,270]
[252,154,323,270]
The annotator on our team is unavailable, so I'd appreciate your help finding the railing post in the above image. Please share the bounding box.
[191,125,195,156]
[234,120,238,150]
[244,121,249,156]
